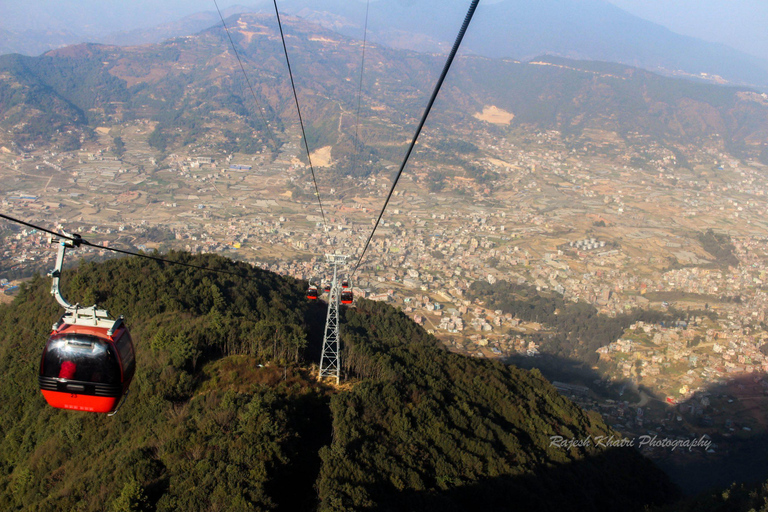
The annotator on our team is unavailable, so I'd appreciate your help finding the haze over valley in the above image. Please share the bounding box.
[3,0,768,89]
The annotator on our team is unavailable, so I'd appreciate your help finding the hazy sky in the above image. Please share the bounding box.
[605,0,768,60]
[1,0,766,61]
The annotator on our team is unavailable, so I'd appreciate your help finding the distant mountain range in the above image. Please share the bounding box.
[0,5,250,57]
[2,0,768,91]
[277,0,768,90]
[1,13,767,162]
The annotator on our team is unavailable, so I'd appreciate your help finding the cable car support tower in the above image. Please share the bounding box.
[319,254,347,384]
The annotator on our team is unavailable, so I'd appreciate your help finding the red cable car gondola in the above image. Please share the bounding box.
[39,315,135,414]
[341,289,353,305]
[323,283,331,293]
[341,279,349,289]
[307,285,319,300]
[38,236,135,415]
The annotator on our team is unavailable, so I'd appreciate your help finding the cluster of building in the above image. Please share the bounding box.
[5,122,768,446]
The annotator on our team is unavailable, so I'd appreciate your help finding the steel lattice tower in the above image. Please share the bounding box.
[319,254,347,384]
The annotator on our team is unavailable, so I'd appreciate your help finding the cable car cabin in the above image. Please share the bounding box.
[307,286,319,300]
[323,283,331,293]
[341,290,353,305]
[39,318,135,414]
[341,279,350,289]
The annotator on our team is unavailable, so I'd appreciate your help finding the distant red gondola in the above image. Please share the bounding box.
[341,279,349,289]
[307,285,319,300]
[341,289,353,304]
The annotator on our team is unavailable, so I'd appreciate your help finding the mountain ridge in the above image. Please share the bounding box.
[1,13,767,163]
[275,0,768,90]
[1,1,766,90]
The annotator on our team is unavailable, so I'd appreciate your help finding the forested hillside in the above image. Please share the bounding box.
[0,254,680,511]
[320,301,677,511]
[0,253,327,511]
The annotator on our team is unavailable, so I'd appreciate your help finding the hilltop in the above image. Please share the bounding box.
[0,253,679,510]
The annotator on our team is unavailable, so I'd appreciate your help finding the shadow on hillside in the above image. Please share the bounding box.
[507,353,768,497]
[269,390,333,512]
[364,447,679,512]
[652,431,768,498]
[654,373,768,496]
[506,353,641,402]
[303,298,333,364]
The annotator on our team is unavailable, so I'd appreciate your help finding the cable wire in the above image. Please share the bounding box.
[271,0,332,238]
[351,0,480,277]
[213,0,281,151]
[348,0,371,178]
[2,3,478,286]
[0,213,260,280]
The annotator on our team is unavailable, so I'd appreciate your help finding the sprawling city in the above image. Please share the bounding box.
[5,110,768,448]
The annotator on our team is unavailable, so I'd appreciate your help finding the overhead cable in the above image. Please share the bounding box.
[271,0,332,238]
[213,0,280,151]
[0,213,260,280]
[349,0,371,178]
[351,0,480,277]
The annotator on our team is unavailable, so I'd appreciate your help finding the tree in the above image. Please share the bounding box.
[113,136,125,157]
[111,478,148,512]
[147,127,168,152]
